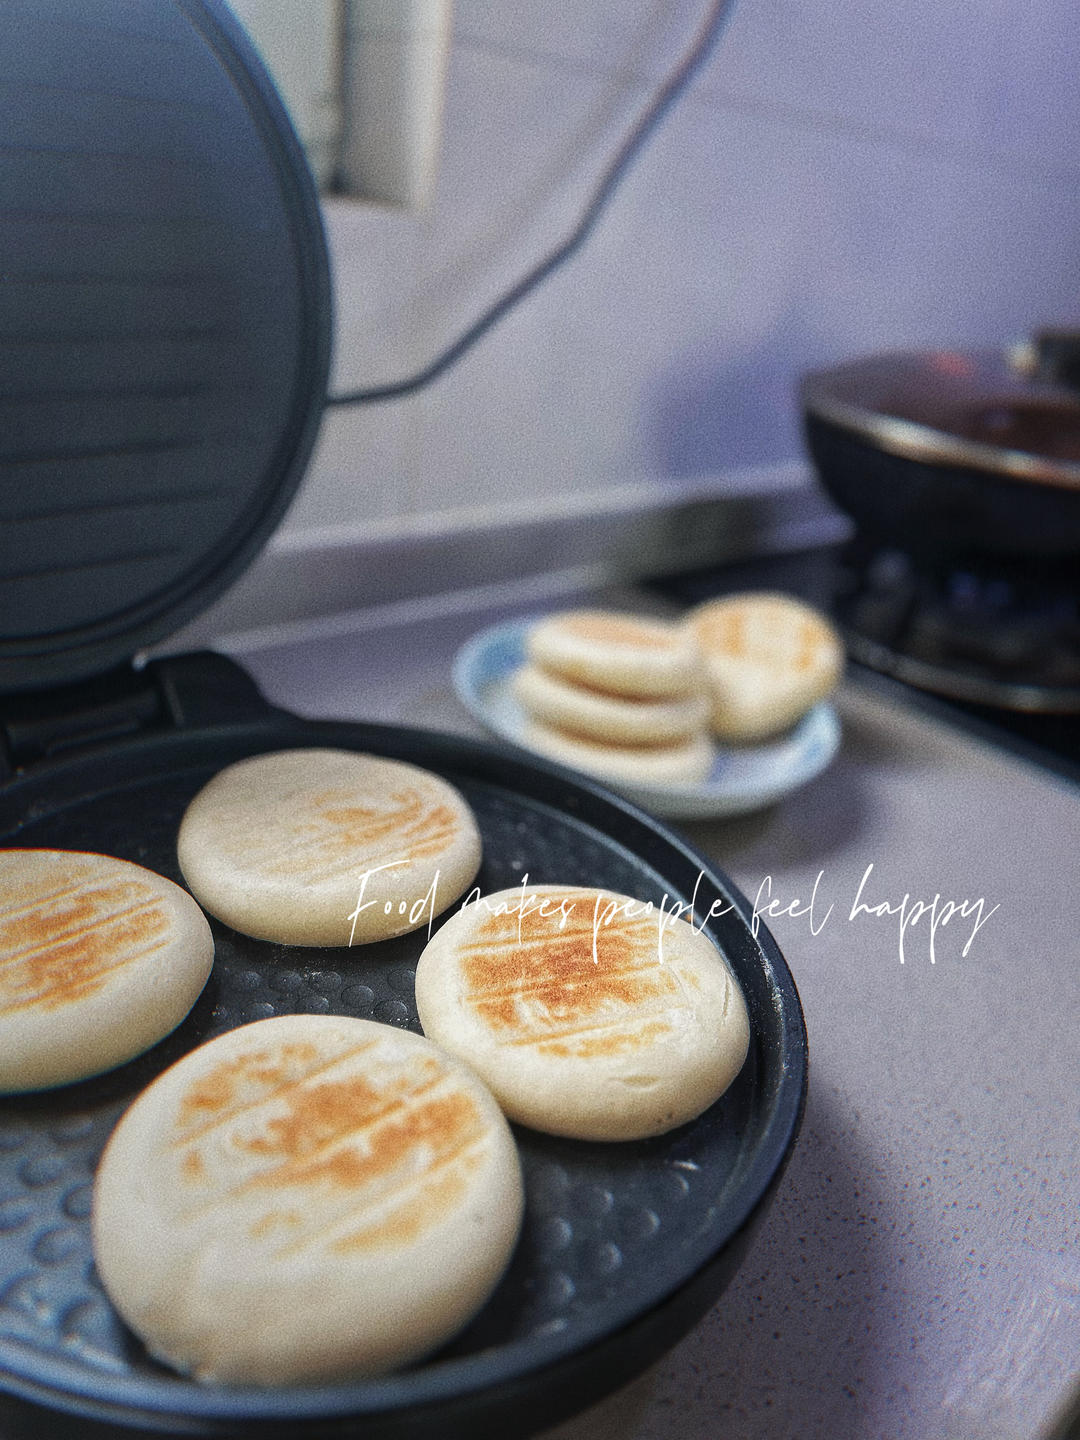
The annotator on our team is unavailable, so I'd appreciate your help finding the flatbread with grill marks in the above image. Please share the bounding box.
[91,1014,524,1384]
[684,592,844,742]
[526,609,703,698]
[176,749,482,947]
[0,848,213,1093]
[520,718,715,786]
[512,661,709,745]
[415,884,749,1141]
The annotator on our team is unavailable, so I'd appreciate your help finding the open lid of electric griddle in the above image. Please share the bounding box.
[0,0,332,695]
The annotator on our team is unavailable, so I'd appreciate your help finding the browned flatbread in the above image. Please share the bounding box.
[415,884,749,1141]
[684,592,844,742]
[177,749,482,946]
[526,609,703,698]
[520,718,714,786]
[512,662,709,745]
[91,1015,524,1383]
[0,848,213,1093]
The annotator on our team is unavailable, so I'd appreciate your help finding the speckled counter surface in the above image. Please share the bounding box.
[230,595,1080,1440]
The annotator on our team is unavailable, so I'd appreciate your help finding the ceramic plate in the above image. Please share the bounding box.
[453,619,841,820]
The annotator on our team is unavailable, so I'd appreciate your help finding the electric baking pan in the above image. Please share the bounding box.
[0,4,806,1434]
[0,690,807,1439]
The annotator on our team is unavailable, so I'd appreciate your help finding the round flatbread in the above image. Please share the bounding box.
[92,1015,524,1384]
[512,662,709,746]
[684,592,844,743]
[521,718,714,787]
[526,610,702,699]
[176,749,482,947]
[415,885,749,1141]
[0,849,214,1093]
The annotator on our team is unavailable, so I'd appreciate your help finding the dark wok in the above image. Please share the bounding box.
[801,343,1080,561]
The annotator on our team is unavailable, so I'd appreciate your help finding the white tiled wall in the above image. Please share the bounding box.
[280,0,1080,535]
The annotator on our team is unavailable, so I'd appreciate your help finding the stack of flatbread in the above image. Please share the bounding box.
[512,609,714,785]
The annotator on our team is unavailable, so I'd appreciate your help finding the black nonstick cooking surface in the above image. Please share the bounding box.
[0,716,806,1439]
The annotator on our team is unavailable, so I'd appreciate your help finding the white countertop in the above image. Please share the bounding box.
[231,593,1080,1440]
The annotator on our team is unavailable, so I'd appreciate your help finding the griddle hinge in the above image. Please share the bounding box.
[0,652,274,781]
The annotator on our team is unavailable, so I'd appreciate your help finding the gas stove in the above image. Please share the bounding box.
[651,542,1080,784]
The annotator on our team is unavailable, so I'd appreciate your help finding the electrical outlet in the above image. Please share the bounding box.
[228,0,341,188]
[339,0,453,210]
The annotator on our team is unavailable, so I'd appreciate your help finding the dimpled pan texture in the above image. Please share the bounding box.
[0,718,806,1440]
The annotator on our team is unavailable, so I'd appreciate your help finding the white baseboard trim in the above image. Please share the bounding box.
[164,464,850,653]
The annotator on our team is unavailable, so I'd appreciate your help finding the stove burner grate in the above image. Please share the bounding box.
[834,545,1080,712]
